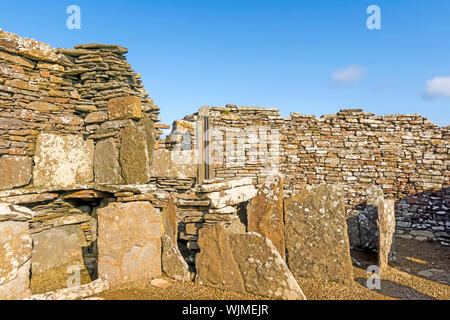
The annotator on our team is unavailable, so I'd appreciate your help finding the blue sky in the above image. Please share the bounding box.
[1,0,449,127]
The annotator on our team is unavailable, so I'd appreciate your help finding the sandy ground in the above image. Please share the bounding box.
[31,238,450,300]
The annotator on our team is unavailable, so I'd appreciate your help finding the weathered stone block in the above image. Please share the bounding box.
[97,202,161,286]
[119,121,151,184]
[149,149,196,178]
[0,203,34,300]
[161,193,178,242]
[196,223,305,300]
[34,134,94,188]
[107,95,142,120]
[94,138,121,184]
[195,223,245,292]
[0,155,32,190]
[247,174,285,258]
[285,184,353,284]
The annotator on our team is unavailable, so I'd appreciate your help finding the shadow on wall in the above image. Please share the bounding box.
[395,186,450,242]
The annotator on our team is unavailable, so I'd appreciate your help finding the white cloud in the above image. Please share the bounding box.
[424,76,450,99]
[331,65,366,85]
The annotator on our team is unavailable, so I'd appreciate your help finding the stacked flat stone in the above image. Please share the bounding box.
[173,105,449,242]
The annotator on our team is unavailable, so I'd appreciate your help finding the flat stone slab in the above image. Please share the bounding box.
[206,185,257,209]
[149,149,196,178]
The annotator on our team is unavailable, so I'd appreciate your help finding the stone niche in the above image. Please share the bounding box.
[97,201,161,286]
[347,186,396,273]
[31,223,91,275]
[34,133,94,188]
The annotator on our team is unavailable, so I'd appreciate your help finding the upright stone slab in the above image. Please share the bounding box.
[94,138,121,184]
[195,223,246,292]
[285,184,353,284]
[119,121,151,184]
[140,113,156,167]
[97,201,161,286]
[247,174,285,258]
[161,235,191,282]
[229,232,306,300]
[0,156,32,190]
[0,203,34,300]
[196,223,306,300]
[34,133,94,188]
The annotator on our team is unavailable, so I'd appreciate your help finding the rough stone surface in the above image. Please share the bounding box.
[247,174,285,258]
[0,156,32,191]
[195,223,246,292]
[107,96,142,120]
[94,138,121,184]
[206,185,258,209]
[34,134,94,188]
[31,224,88,274]
[347,186,397,273]
[161,235,191,282]
[119,121,151,184]
[97,201,161,286]
[196,223,305,300]
[150,149,196,178]
[229,232,306,300]
[161,193,178,242]
[377,199,396,273]
[284,184,353,284]
[0,203,34,300]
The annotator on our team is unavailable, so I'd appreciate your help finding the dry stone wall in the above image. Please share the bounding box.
[171,105,449,241]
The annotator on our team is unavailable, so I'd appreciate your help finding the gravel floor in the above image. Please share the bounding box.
[31,238,449,300]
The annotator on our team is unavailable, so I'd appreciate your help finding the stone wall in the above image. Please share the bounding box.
[0,29,161,191]
[0,29,166,287]
[169,105,449,241]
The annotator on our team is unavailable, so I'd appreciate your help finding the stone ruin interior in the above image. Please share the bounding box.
[0,29,448,300]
